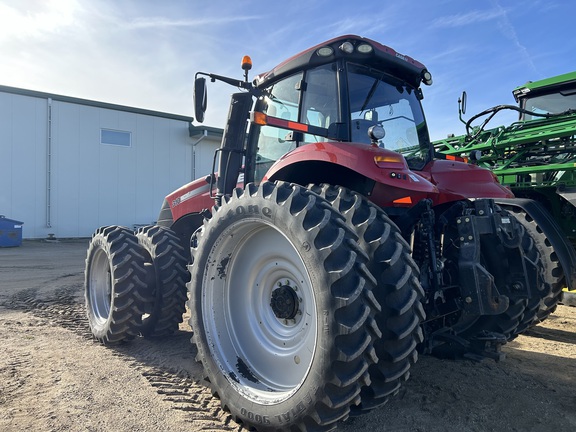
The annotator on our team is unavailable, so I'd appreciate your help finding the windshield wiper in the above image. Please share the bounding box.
[359,77,381,115]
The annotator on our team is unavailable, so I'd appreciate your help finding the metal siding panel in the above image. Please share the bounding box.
[34,100,48,238]
[0,93,47,239]
[195,137,221,178]
[98,138,120,227]
[0,93,14,217]
[97,108,123,228]
[77,105,101,236]
[152,117,172,219]
[134,116,156,225]
[52,101,81,237]
[115,111,138,227]
[169,118,192,188]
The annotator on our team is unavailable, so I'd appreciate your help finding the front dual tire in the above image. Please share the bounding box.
[85,226,148,343]
[85,225,188,343]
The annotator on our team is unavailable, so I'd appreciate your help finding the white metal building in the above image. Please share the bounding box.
[0,85,223,239]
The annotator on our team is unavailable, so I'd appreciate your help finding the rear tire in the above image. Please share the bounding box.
[308,184,424,414]
[85,226,147,343]
[508,208,564,323]
[135,225,188,337]
[188,181,381,431]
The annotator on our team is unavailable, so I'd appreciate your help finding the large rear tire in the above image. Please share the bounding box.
[308,184,424,414]
[135,225,188,337]
[188,182,381,431]
[508,208,564,323]
[85,226,148,343]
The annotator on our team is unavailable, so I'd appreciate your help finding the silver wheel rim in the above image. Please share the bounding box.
[201,219,317,404]
[88,248,113,325]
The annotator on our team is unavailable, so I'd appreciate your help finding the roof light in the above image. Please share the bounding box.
[422,70,433,85]
[368,125,385,141]
[317,46,334,57]
[339,41,354,54]
[357,43,373,54]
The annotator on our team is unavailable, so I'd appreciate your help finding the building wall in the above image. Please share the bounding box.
[0,88,221,239]
[0,92,48,238]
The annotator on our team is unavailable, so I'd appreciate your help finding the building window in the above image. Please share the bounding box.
[101,129,131,147]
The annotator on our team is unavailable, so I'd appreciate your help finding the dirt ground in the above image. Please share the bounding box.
[1,239,575,432]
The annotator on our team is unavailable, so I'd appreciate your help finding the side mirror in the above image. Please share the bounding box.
[459,91,467,115]
[458,91,467,125]
[194,77,207,123]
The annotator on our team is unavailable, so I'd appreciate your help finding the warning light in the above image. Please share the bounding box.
[241,56,252,71]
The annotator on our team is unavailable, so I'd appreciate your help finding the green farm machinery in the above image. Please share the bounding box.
[434,71,576,308]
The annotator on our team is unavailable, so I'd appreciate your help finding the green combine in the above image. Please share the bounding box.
[434,71,576,310]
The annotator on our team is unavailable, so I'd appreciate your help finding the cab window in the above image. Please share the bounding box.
[252,64,341,182]
[254,72,303,181]
[300,63,339,143]
[347,63,430,170]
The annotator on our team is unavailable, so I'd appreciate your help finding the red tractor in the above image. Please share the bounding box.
[84,35,575,431]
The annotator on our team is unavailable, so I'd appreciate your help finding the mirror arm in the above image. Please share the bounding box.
[196,71,252,90]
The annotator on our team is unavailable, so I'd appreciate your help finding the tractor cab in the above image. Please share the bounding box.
[247,54,433,182]
[194,35,435,199]
[247,37,434,181]
[513,70,576,121]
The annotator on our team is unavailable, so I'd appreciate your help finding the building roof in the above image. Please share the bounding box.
[188,123,224,138]
[0,84,195,123]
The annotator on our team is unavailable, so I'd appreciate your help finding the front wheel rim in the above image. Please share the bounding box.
[88,248,113,325]
[201,219,317,404]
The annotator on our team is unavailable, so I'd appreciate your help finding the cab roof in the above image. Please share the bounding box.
[513,70,576,101]
[253,35,430,90]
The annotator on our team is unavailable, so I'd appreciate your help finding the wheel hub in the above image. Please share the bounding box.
[270,285,299,320]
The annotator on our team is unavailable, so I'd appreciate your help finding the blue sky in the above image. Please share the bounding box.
[1,0,574,140]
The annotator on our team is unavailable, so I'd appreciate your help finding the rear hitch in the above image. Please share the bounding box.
[456,201,509,316]
[456,199,536,315]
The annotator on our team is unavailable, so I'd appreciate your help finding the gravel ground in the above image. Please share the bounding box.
[1,239,575,432]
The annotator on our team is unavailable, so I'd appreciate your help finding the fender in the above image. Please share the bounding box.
[495,197,576,290]
[419,160,515,205]
[265,141,438,207]
[163,177,214,222]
